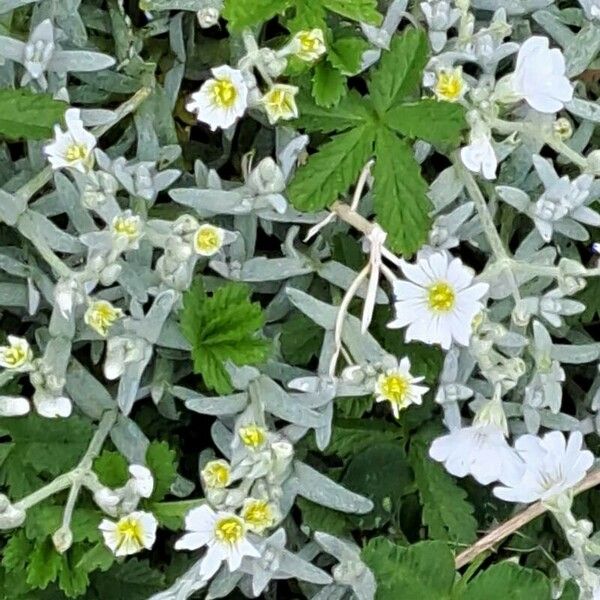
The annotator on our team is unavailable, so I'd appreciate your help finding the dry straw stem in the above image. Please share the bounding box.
[455,467,600,569]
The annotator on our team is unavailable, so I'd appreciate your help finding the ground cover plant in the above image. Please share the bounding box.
[2,0,600,598]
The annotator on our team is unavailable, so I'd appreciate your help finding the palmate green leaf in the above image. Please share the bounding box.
[368,28,429,114]
[297,498,352,537]
[461,562,552,600]
[93,450,129,488]
[280,312,324,365]
[180,281,270,394]
[0,90,66,140]
[26,538,62,590]
[222,0,290,30]
[322,0,381,24]
[385,99,467,146]
[0,415,93,496]
[362,538,455,600]
[288,124,375,211]
[373,127,431,255]
[329,36,371,75]
[146,441,178,501]
[325,418,403,459]
[342,442,413,528]
[295,90,373,133]
[312,61,348,108]
[408,434,477,544]
[87,559,165,600]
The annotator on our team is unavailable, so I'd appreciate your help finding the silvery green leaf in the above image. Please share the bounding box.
[110,413,149,464]
[532,154,559,188]
[430,167,464,210]
[472,0,552,15]
[533,10,576,47]
[318,261,387,303]
[0,190,27,225]
[66,360,115,418]
[565,22,600,75]
[496,186,530,212]
[0,283,28,307]
[142,0,205,8]
[135,289,177,343]
[207,568,243,600]
[275,549,333,587]
[554,218,590,241]
[255,376,325,428]
[27,278,40,315]
[233,257,314,282]
[0,37,24,64]
[49,50,116,73]
[80,109,117,126]
[20,211,84,253]
[169,188,245,216]
[226,364,261,390]
[149,560,206,600]
[183,390,248,416]
[566,97,600,123]
[0,0,38,13]
[291,461,373,514]
[54,172,97,233]
[552,343,600,363]
[540,410,582,431]
[211,420,234,458]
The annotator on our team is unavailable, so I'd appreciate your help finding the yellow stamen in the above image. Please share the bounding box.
[65,143,88,162]
[379,374,410,406]
[242,499,274,532]
[210,79,237,108]
[194,225,222,255]
[239,425,266,449]
[434,69,465,102]
[115,516,145,550]
[201,461,230,488]
[113,217,140,238]
[427,282,456,312]
[214,516,244,545]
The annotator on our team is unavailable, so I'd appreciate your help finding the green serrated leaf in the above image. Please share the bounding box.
[87,559,165,599]
[288,0,327,29]
[322,0,381,24]
[385,99,467,146]
[408,433,477,544]
[295,90,373,133]
[326,418,403,459]
[2,531,33,572]
[149,499,203,531]
[297,497,352,536]
[312,61,348,108]
[280,312,324,366]
[26,538,61,590]
[462,562,552,600]
[342,442,413,528]
[0,90,66,140]
[368,28,429,114]
[222,0,290,30]
[362,538,455,599]
[180,281,270,394]
[146,441,178,501]
[329,36,370,75]
[93,451,129,488]
[373,127,431,255]
[289,124,375,211]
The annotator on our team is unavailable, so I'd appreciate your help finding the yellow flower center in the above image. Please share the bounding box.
[427,282,456,312]
[202,461,230,488]
[86,301,121,336]
[113,217,139,238]
[239,425,266,449]
[65,143,88,162]
[379,373,410,405]
[2,346,27,368]
[265,88,294,113]
[434,71,464,102]
[211,79,237,108]
[242,500,273,531]
[195,226,222,254]
[115,516,145,550]
[299,32,319,52]
[214,516,245,545]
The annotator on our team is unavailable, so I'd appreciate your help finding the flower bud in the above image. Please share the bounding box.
[52,526,73,554]
[197,7,219,28]
[553,117,573,140]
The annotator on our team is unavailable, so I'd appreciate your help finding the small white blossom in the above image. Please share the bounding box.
[99,511,158,556]
[187,66,249,131]
[433,67,467,102]
[44,108,96,173]
[389,251,489,349]
[289,29,327,62]
[0,336,32,371]
[460,128,497,180]
[175,504,260,579]
[241,498,278,534]
[84,300,123,337]
[260,84,299,125]
[501,36,573,113]
[128,465,154,498]
[493,431,594,503]
[374,357,429,418]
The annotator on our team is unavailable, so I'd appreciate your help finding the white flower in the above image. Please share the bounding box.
[175,505,260,579]
[0,396,30,416]
[241,498,278,534]
[290,29,327,62]
[460,130,497,180]
[374,357,428,418]
[433,67,467,102]
[260,84,299,125]
[84,300,123,337]
[238,424,268,450]
[505,36,573,113]
[389,252,489,350]
[43,108,96,173]
[99,511,157,556]
[193,223,225,256]
[493,431,594,503]
[187,66,249,131]
[0,336,32,371]
[201,459,231,489]
[430,424,523,485]
[111,211,143,248]
[128,465,154,498]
